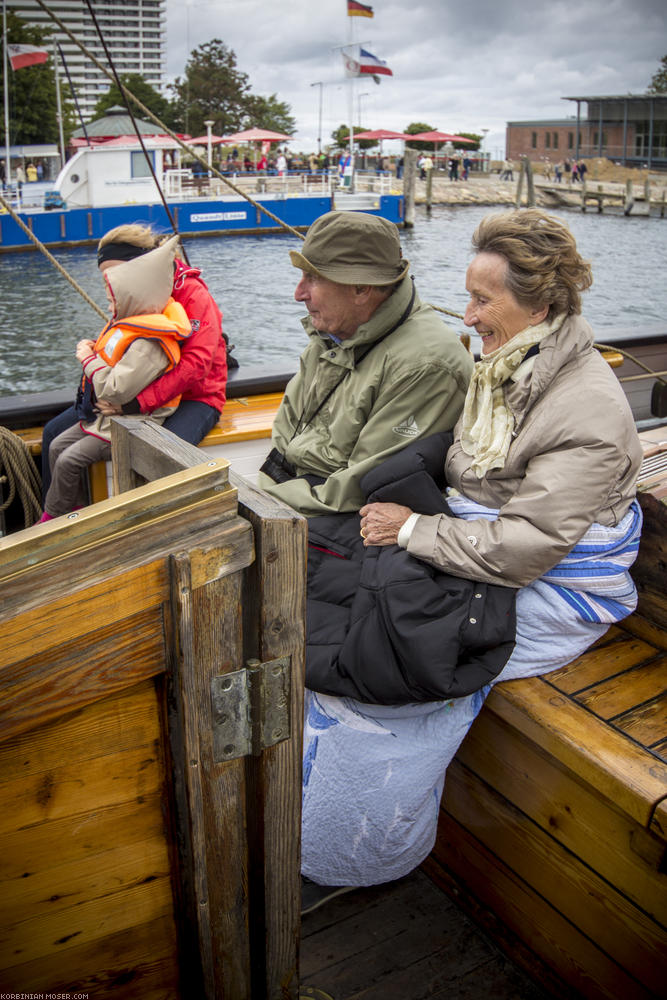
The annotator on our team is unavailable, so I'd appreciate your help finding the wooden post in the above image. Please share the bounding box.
[624,178,634,216]
[661,188,665,219]
[425,166,433,213]
[515,159,524,208]
[597,184,603,213]
[403,148,418,228]
[581,180,587,213]
[525,157,535,207]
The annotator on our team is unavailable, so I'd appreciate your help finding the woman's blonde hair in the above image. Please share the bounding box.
[98,223,183,259]
[471,209,592,317]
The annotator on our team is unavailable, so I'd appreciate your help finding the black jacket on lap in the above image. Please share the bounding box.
[306,432,517,704]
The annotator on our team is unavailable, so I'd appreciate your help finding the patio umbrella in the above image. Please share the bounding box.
[408,130,475,144]
[188,134,227,145]
[352,129,412,141]
[221,128,292,143]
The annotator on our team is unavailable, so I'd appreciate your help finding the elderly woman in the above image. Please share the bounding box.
[301,209,643,911]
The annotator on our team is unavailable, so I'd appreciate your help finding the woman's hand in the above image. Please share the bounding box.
[75,339,96,364]
[95,399,122,416]
[359,502,413,547]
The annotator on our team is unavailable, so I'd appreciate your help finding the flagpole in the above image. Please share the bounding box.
[3,0,12,187]
[347,4,355,192]
[53,41,65,169]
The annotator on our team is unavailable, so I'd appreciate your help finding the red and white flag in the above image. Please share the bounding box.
[7,44,49,71]
[343,46,393,80]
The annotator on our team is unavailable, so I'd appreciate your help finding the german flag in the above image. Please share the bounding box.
[347,1,374,17]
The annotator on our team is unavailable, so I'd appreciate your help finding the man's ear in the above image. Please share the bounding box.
[354,284,373,301]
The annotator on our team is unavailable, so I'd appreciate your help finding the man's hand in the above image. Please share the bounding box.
[95,399,122,416]
[75,339,96,364]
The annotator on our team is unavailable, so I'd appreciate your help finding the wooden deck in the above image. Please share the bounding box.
[300,869,552,1000]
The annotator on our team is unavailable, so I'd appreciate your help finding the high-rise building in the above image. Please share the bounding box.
[12,0,166,121]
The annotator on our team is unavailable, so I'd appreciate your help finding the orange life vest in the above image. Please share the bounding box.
[94,298,190,408]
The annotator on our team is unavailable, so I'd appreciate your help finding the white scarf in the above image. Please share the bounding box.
[460,314,565,478]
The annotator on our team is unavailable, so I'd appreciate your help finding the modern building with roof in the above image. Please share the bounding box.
[506,94,667,170]
[69,105,168,146]
[12,0,166,122]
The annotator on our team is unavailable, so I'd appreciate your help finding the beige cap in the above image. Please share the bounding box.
[289,211,409,285]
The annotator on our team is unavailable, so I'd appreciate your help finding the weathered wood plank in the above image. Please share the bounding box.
[634,492,667,628]
[0,678,161,782]
[444,760,666,996]
[455,704,667,924]
[0,878,175,973]
[0,913,179,998]
[428,813,655,1000]
[613,695,667,750]
[547,635,658,694]
[575,656,666,719]
[0,607,166,742]
[487,677,667,827]
[234,471,306,1000]
[166,556,251,1000]
[0,743,164,835]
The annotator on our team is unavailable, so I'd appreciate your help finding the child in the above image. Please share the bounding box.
[40,236,191,521]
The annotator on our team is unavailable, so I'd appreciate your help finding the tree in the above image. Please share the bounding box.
[403,122,437,151]
[454,132,481,151]
[331,124,377,150]
[169,40,250,137]
[647,54,667,94]
[0,9,68,145]
[92,73,179,131]
[242,93,296,134]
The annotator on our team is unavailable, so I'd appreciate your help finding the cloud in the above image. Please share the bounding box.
[165,0,666,154]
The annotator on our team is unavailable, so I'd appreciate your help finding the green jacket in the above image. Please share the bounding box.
[258,274,473,516]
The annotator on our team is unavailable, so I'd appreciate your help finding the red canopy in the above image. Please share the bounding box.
[188,134,227,145]
[352,129,412,141]
[408,130,475,144]
[221,128,292,143]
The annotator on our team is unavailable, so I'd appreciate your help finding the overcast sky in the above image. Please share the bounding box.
[165,0,666,156]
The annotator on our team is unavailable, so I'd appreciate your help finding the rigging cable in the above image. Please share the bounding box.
[0,192,108,320]
[34,0,305,241]
[82,0,187,261]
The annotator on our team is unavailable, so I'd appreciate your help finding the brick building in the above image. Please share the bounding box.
[506,94,667,170]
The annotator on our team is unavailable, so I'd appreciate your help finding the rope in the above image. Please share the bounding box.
[429,303,464,320]
[0,428,43,529]
[34,0,306,241]
[0,193,108,320]
[594,343,667,386]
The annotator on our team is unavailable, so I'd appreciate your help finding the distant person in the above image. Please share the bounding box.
[448,156,460,181]
[462,156,472,180]
[563,159,572,183]
[15,164,26,193]
[39,238,191,521]
[396,155,404,180]
[0,159,5,190]
[41,224,227,499]
[245,155,255,172]
[36,160,44,181]
[571,162,580,182]
[501,158,513,181]
[544,160,553,181]
[276,151,288,176]
[554,161,563,183]
[26,162,38,182]
[578,160,587,183]
[423,154,433,179]
[417,154,426,179]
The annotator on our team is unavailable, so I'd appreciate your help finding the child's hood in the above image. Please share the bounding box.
[105,235,179,320]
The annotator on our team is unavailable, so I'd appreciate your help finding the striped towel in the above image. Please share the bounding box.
[446,491,642,624]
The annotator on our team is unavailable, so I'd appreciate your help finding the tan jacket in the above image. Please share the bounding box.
[407,315,642,587]
[258,274,473,516]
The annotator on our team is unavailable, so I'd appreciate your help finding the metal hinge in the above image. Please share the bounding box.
[210,656,291,762]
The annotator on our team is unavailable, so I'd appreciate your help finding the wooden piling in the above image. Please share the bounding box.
[425,167,433,213]
[624,179,634,216]
[403,149,418,228]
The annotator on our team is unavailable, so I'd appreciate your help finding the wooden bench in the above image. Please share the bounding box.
[423,435,667,999]
[11,392,282,504]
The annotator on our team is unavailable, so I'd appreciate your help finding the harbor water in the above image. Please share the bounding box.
[0,204,665,397]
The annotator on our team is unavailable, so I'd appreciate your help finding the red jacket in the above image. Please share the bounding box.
[137,259,227,413]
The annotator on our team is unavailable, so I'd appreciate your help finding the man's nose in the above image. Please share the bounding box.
[294,277,308,302]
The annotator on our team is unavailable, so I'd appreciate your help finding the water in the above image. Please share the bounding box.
[0,205,665,397]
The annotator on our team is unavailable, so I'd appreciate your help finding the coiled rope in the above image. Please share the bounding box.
[0,427,43,529]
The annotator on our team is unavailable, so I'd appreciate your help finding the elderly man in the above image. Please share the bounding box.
[258,211,473,517]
